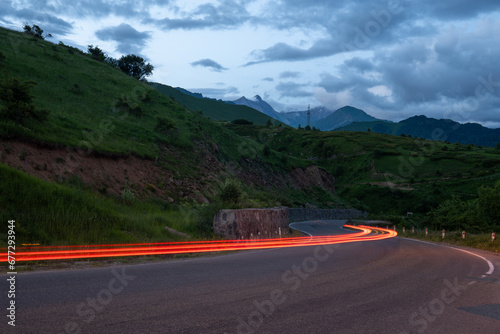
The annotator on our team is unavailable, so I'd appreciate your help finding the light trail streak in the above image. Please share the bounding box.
[2,225,397,262]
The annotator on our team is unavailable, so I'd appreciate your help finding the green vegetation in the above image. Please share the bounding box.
[0,163,200,245]
[227,124,500,232]
[22,24,49,40]
[0,25,499,251]
[0,74,49,126]
[398,228,499,253]
[424,180,500,232]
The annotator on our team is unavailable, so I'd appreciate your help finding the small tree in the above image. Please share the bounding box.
[87,45,106,62]
[23,24,45,39]
[117,54,153,80]
[0,76,49,125]
[219,179,242,206]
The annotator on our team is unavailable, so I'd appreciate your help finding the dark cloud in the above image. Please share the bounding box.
[247,1,500,65]
[95,23,151,55]
[191,58,227,72]
[0,1,73,35]
[279,71,301,79]
[154,1,249,30]
[188,86,240,100]
[276,81,313,98]
[262,77,274,82]
[315,15,500,124]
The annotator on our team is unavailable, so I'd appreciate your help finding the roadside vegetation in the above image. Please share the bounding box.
[397,227,499,253]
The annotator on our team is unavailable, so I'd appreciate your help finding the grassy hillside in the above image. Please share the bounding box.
[0,26,340,247]
[0,163,199,245]
[227,124,500,223]
[150,82,283,126]
[0,27,255,161]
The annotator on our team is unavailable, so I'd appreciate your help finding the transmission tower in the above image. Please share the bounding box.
[307,104,311,127]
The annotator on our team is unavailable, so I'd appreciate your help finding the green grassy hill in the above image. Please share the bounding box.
[0,26,337,246]
[227,124,500,227]
[150,82,283,126]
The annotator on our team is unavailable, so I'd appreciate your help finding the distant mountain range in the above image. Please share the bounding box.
[337,115,500,147]
[169,88,499,147]
[231,97,382,130]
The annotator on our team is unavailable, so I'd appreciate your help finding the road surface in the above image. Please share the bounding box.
[1,220,498,333]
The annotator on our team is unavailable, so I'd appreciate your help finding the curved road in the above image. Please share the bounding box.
[2,220,499,333]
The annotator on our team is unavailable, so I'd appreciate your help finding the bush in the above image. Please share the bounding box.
[117,54,153,80]
[121,188,136,204]
[263,145,271,157]
[23,24,45,39]
[334,164,345,176]
[218,179,242,205]
[155,117,176,135]
[87,45,106,62]
[0,76,49,125]
[231,119,253,125]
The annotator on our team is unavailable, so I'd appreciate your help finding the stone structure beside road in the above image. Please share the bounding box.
[213,207,289,239]
[213,207,367,239]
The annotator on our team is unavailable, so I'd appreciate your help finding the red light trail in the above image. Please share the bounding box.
[2,225,397,262]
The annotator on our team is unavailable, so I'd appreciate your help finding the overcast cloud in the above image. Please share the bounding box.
[1,0,500,127]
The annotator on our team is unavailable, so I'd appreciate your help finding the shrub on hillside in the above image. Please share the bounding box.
[218,179,242,206]
[0,75,49,126]
[117,54,153,81]
[231,119,253,125]
[87,44,106,62]
[23,23,47,39]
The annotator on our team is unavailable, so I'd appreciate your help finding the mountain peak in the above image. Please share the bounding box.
[232,95,281,120]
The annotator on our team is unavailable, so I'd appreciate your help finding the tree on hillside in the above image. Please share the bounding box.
[117,54,153,80]
[23,23,51,39]
[0,76,49,125]
[87,45,106,62]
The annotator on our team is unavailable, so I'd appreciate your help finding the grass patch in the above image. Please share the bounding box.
[0,163,200,246]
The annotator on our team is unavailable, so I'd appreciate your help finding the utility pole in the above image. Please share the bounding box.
[307,104,311,128]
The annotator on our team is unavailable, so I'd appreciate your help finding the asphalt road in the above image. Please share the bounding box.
[2,220,499,333]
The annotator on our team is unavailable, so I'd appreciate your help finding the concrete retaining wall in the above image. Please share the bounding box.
[213,207,289,239]
[213,207,367,239]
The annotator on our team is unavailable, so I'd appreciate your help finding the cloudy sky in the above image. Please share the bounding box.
[2,0,500,127]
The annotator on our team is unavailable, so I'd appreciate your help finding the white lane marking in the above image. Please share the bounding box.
[403,238,495,276]
[451,247,495,275]
[289,223,313,237]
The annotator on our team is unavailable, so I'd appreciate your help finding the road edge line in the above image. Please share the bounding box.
[403,238,494,276]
